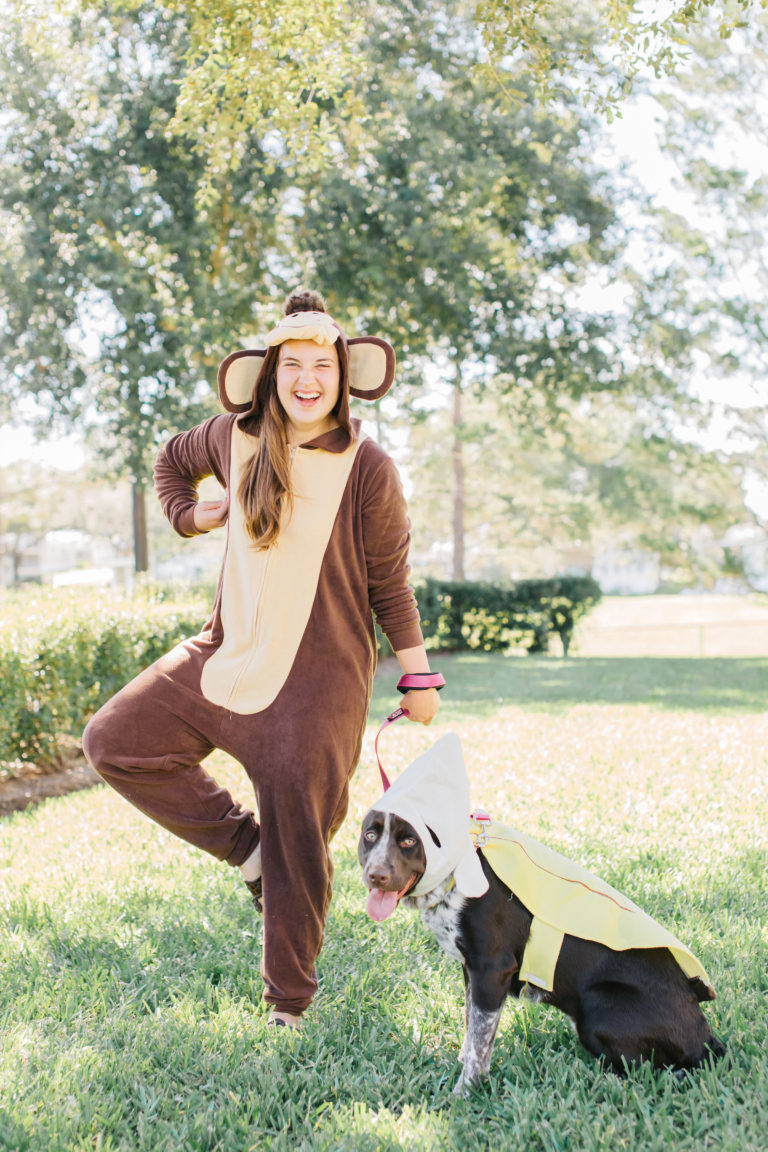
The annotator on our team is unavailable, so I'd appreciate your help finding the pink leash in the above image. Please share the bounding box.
[375,671,445,789]
[374,707,409,791]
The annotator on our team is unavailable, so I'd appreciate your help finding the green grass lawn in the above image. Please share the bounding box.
[1,654,767,1151]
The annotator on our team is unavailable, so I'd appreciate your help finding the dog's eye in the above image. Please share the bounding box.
[400,837,416,848]
[364,830,378,842]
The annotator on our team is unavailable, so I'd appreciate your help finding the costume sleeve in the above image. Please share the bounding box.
[153,414,233,538]
[361,444,424,652]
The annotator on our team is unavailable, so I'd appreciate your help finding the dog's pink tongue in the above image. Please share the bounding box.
[367,888,399,922]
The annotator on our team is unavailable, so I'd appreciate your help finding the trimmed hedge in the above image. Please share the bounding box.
[0,576,600,780]
[413,576,601,657]
[0,590,209,780]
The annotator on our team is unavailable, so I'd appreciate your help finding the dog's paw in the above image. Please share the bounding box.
[452,1068,482,1098]
[453,1072,471,1099]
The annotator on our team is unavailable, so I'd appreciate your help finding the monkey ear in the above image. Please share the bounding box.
[347,338,396,400]
[217,350,267,413]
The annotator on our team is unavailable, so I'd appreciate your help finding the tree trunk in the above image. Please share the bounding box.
[374,405,386,450]
[451,375,465,581]
[11,538,21,585]
[132,480,149,573]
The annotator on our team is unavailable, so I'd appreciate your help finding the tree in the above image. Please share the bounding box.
[73,0,763,191]
[655,6,768,493]
[289,0,692,577]
[476,1,759,111]
[76,0,365,203]
[2,0,759,583]
[285,0,761,579]
[404,373,754,585]
[0,2,285,569]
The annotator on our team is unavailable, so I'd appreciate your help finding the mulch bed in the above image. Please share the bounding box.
[0,760,101,818]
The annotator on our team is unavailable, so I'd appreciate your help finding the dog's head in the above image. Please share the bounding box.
[358,734,490,912]
[358,809,436,921]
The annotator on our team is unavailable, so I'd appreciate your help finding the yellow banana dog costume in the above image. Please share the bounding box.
[470,813,713,997]
[370,731,712,992]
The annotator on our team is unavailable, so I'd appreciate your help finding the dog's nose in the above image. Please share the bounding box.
[365,865,392,887]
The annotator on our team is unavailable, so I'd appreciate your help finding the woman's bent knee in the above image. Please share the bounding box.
[82,708,113,775]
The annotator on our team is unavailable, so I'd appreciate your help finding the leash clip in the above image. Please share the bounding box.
[471,808,492,848]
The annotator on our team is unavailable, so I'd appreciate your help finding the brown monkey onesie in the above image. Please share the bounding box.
[83,305,424,1017]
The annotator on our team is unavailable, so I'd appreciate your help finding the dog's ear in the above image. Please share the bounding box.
[425,825,442,848]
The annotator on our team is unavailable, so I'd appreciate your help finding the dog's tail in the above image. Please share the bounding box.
[689,976,717,1002]
[687,976,726,1073]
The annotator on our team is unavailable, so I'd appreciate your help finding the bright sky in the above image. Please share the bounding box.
[0,423,85,472]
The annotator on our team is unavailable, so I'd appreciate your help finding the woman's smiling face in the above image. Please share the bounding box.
[276,339,341,445]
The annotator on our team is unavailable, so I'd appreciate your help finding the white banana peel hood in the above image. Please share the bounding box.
[369,732,489,899]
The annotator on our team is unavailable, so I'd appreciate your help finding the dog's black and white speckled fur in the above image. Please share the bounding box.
[359,810,726,1095]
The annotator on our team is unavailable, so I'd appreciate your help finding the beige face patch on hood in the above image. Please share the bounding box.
[263,310,339,347]
[369,733,490,900]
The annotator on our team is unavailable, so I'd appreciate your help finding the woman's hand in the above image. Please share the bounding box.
[193,497,229,532]
[393,644,442,726]
[400,687,440,725]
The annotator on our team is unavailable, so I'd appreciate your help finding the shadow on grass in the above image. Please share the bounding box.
[372,654,768,715]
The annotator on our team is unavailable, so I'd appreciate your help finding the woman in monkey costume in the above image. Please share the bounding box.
[83,290,443,1027]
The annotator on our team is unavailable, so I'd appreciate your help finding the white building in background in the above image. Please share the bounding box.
[3,519,766,595]
[723,523,768,593]
[152,551,222,584]
[591,548,661,595]
[0,529,132,588]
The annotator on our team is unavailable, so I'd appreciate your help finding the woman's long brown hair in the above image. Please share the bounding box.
[237,345,292,550]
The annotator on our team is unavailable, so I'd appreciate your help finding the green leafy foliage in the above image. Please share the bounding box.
[475,0,759,113]
[414,576,601,656]
[78,0,365,199]
[296,0,620,386]
[1,0,761,586]
[74,0,760,172]
[0,588,209,778]
[0,1,284,563]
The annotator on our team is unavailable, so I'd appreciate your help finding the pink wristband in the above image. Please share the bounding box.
[396,672,446,694]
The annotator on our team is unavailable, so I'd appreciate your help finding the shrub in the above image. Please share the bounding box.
[0,589,209,780]
[412,576,601,657]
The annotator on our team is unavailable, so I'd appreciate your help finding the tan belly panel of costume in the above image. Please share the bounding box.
[200,425,364,714]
